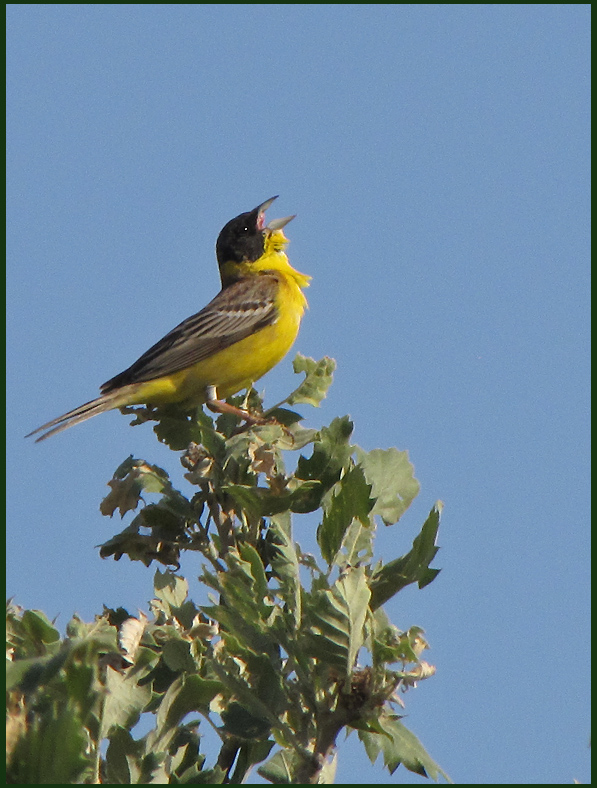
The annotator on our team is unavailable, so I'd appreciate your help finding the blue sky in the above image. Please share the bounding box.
[7,5,590,784]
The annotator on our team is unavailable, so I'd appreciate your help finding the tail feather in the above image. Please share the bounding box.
[26,391,128,442]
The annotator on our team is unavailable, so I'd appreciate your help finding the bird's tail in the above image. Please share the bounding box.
[26,390,130,442]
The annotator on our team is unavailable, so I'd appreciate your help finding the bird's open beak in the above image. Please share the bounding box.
[267,214,296,232]
[256,196,278,229]
[255,196,296,232]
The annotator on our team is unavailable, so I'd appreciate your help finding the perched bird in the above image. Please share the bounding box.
[27,197,310,441]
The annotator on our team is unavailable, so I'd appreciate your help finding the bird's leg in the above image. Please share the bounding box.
[204,385,268,425]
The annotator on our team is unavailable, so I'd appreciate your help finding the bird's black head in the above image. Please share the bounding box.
[215,196,278,269]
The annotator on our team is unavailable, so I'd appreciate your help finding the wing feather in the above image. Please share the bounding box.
[101,275,279,392]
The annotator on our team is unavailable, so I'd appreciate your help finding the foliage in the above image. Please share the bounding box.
[7,356,449,784]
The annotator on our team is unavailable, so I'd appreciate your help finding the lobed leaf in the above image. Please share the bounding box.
[337,518,374,569]
[286,354,336,408]
[358,713,452,782]
[100,458,172,518]
[296,416,354,491]
[152,406,205,451]
[268,518,302,625]
[20,609,60,646]
[369,502,443,611]
[305,566,371,676]
[154,569,190,611]
[100,665,153,741]
[317,465,374,565]
[356,447,420,525]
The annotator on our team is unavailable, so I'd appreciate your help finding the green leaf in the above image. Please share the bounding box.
[162,638,197,673]
[209,655,286,737]
[224,427,283,469]
[140,498,195,538]
[167,407,226,463]
[296,416,354,491]
[15,711,91,785]
[306,567,371,676]
[229,740,275,782]
[161,675,223,729]
[268,518,301,625]
[201,563,277,655]
[171,731,206,785]
[149,675,223,754]
[238,542,269,603]
[370,609,430,667]
[64,662,97,718]
[179,765,227,783]
[285,354,336,408]
[317,465,374,565]
[172,599,201,630]
[20,610,60,645]
[356,447,420,525]
[258,748,302,784]
[337,518,374,569]
[105,726,144,784]
[222,483,264,522]
[100,665,153,740]
[369,502,443,611]
[264,406,304,426]
[240,479,324,517]
[6,651,68,693]
[100,459,172,517]
[320,752,338,783]
[182,676,218,710]
[99,521,179,567]
[348,715,394,739]
[221,702,271,739]
[70,613,120,651]
[154,569,189,611]
[7,704,91,784]
[359,714,452,782]
[151,405,205,450]
[338,567,371,673]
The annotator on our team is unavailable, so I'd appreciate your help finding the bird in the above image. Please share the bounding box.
[27,196,310,442]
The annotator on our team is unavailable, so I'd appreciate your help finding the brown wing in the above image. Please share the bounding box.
[101,275,279,392]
